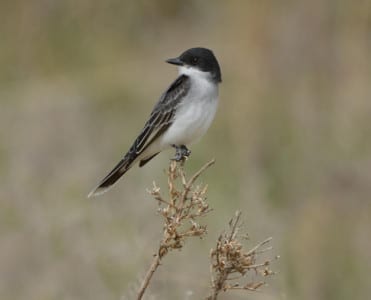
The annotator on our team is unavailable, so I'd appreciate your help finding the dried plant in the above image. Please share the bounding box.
[207,211,277,300]
[137,159,215,300]
[136,159,277,300]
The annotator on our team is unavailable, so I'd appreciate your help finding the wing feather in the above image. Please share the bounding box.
[131,74,190,155]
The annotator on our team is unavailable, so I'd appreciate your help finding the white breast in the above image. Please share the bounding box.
[160,67,219,147]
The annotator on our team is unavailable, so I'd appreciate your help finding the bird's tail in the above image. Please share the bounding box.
[87,154,136,198]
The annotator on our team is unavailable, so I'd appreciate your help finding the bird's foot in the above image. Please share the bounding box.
[172,145,191,162]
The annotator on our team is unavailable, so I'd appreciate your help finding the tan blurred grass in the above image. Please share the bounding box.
[0,1,371,299]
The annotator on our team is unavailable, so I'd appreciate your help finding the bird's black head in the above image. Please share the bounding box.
[166,47,222,83]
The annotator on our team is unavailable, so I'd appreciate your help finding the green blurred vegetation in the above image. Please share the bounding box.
[1,1,370,299]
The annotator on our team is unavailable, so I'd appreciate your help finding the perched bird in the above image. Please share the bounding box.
[88,47,222,197]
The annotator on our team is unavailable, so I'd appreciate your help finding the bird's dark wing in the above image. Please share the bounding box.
[88,75,190,197]
[133,74,191,155]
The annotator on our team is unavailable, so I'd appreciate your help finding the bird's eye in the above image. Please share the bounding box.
[192,57,198,64]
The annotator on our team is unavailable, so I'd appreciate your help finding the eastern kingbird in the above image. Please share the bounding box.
[88,47,222,197]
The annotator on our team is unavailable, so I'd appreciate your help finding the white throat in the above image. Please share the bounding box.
[178,66,213,82]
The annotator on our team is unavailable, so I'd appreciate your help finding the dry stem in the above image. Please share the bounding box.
[207,211,277,300]
[137,159,215,299]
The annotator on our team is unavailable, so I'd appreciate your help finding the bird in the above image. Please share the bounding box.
[88,47,222,197]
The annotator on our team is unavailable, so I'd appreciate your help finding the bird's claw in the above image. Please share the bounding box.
[172,145,191,162]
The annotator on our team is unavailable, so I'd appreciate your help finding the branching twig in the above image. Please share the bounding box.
[137,159,215,299]
[207,211,277,300]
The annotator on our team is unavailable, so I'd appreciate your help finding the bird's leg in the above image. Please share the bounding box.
[172,145,191,161]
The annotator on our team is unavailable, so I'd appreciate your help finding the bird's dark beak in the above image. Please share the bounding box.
[166,57,183,66]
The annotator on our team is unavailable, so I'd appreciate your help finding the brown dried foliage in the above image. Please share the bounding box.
[152,159,214,257]
[137,159,215,299]
[207,211,277,299]
[137,159,277,300]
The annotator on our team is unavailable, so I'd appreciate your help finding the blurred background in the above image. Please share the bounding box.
[1,1,370,299]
